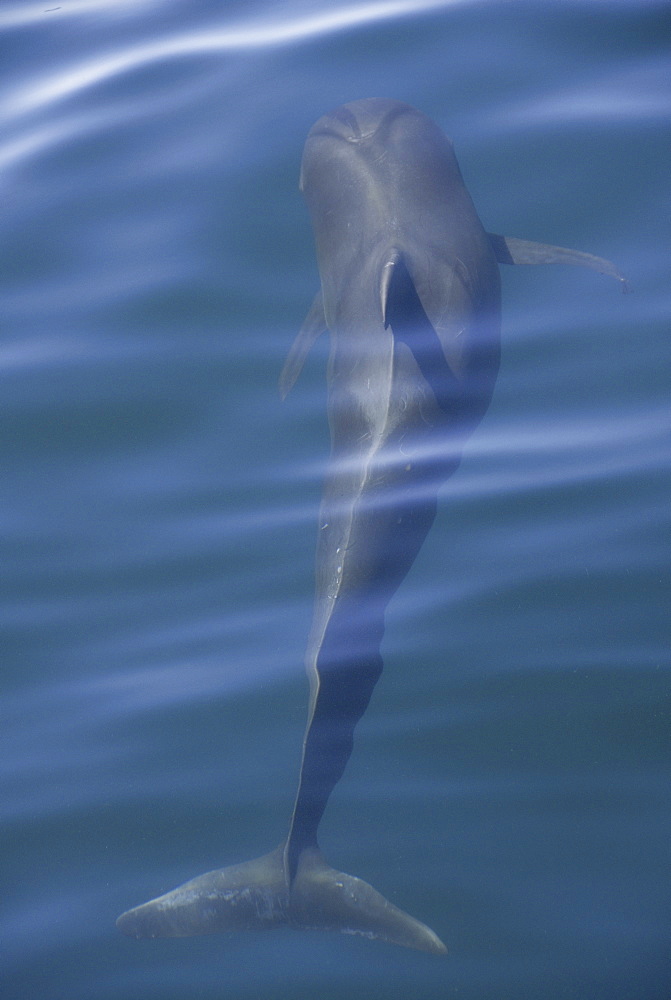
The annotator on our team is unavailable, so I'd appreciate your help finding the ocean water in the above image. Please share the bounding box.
[1,1,669,997]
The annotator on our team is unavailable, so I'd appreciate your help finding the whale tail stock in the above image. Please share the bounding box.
[115,843,446,954]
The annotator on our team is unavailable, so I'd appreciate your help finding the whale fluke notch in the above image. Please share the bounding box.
[116,844,446,954]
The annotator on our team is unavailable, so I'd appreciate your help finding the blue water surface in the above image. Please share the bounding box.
[2,1,669,998]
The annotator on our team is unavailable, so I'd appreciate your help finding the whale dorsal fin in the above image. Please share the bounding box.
[488,233,628,291]
[279,290,327,399]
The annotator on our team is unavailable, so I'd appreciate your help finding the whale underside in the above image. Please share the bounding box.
[116,99,625,953]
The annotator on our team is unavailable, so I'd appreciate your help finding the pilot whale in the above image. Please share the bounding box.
[117,99,625,953]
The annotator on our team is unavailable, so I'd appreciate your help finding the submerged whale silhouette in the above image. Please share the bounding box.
[116,99,625,953]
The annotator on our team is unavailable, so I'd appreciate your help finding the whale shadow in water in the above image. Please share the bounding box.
[116,99,626,954]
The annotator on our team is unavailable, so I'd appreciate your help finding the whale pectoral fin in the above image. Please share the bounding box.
[279,290,328,399]
[487,233,629,290]
[289,847,447,954]
[116,846,289,939]
[380,248,402,328]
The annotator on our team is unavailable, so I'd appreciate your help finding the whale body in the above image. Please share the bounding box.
[116,99,625,953]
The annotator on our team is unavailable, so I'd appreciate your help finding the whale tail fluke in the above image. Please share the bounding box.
[115,845,290,938]
[116,843,446,955]
[290,846,447,954]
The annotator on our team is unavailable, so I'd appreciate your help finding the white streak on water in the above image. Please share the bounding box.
[2,0,466,116]
[484,55,671,129]
[0,0,155,28]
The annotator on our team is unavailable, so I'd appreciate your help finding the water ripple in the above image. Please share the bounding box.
[489,54,671,129]
[0,0,153,29]
[2,2,667,992]
[4,0,462,118]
